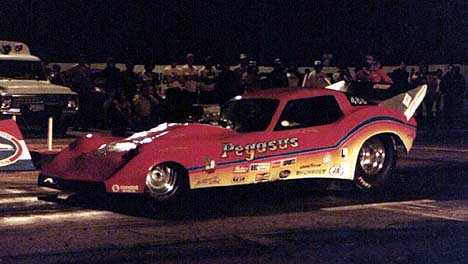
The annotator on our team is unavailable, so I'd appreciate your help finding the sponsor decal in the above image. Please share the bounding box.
[349,96,368,105]
[281,158,296,167]
[356,176,372,189]
[403,93,412,107]
[279,170,291,179]
[0,131,22,167]
[271,158,297,168]
[299,163,322,169]
[373,83,391,90]
[195,176,221,186]
[329,164,344,177]
[221,137,299,161]
[233,165,249,174]
[296,169,326,176]
[255,173,270,182]
[271,160,281,168]
[111,185,139,193]
[341,148,348,160]
[322,153,332,164]
[205,157,216,171]
[232,175,247,183]
[250,163,270,172]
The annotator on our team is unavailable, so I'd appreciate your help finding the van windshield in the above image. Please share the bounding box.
[0,60,47,81]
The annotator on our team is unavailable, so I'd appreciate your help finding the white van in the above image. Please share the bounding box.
[0,41,78,135]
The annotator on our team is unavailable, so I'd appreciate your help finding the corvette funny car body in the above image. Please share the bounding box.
[39,85,426,201]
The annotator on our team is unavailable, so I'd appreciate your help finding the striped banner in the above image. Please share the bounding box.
[0,120,35,171]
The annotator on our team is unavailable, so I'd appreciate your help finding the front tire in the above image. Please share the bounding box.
[145,162,188,202]
[353,135,396,191]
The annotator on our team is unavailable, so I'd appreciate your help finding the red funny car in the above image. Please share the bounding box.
[39,84,426,202]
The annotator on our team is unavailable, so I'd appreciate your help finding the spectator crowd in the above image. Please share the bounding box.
[47,53,467,136]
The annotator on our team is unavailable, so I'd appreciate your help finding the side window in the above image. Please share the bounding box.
[275,96,343,131]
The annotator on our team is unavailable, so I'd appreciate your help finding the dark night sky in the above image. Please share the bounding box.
[1,0,467,65]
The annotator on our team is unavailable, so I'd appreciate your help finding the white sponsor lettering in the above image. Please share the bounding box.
[111,184,139,193]
[250,163,270,172]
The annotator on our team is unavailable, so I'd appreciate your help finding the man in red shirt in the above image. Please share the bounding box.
[354,54,393,84]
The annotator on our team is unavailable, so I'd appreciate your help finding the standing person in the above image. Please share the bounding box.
[232,53,249,93]
[121,62,138,102]
[139,63,159,93]
[411,64,429,87]
[286,66,301,88]
[423,71,441,128]
[390,61,410,91]
[269,58,288,88]
[180,53,199,103]
[132,84,161,131]
[433,69,445,122]
[162,60,182,90]
[68,56,94,131]
[216,63,240,105]
[302,60,331,88]
[198,56,218,104]
[107,93,131,137]
[441,66,466,128]
[354,54,393,84]
[233,53,249,80]
[49,64,65,86]
[102,57,122,94]
[241,61,259,93]
[332,64,352,83]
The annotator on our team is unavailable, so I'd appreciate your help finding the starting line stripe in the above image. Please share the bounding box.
[376,206,465,222]
[320,199,435,211]
[321,199,467,222]
[412,146,468,153]
[0,210,116,226]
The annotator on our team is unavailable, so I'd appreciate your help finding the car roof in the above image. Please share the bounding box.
[241,87,344,101]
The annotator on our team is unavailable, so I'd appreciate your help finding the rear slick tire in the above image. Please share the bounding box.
[353,136,396,191]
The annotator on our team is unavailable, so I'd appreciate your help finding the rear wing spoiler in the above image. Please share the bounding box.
[325,80,348,92]
[325,81,427,120]
[379,84,427,121]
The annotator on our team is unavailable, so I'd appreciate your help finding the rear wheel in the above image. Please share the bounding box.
[354,136,396,191]
[145,162,188,202]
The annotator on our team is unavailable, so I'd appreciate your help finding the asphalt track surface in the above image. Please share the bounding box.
[0,129,467,263]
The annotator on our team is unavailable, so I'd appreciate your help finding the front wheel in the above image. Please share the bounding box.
[354,136,396,191]
[145,162,188,202]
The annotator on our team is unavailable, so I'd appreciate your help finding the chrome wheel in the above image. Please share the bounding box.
[145,164,180,201]
[354,135,396,191]
[358,138,386,175]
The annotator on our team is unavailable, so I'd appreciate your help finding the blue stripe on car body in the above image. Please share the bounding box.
[187,116,415,171]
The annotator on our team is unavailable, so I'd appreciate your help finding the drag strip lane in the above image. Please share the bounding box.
[1,145,468,263]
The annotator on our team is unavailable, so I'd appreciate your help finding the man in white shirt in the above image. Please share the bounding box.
[180,53,199,94]
[198,56,218,103]
[162,62,181,87]
[302,60,331,88]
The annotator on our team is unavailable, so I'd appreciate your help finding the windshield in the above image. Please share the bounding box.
[0,60,47,80]
[221,98,279,132]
